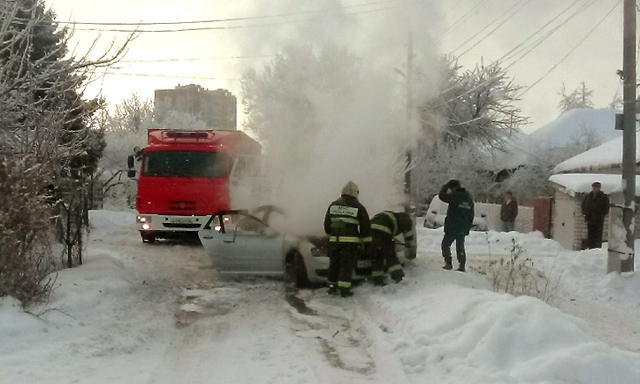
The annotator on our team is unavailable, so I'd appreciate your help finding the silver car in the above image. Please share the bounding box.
[423,195,487,231]
[199,208,415,287]
[198,209,331,288]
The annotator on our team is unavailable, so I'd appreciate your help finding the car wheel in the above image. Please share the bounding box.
[286,251,309,289]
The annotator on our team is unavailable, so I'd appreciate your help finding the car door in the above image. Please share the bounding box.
[200,212,284,274]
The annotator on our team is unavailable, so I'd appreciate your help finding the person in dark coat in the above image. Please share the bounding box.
[369,210,417,286]
[581,181,609,249]
[500,191,518,232]
[438,179,474,272]
[323,181,372,297]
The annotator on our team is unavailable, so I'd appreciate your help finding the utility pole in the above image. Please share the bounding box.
[621,0,636,272]
[609,0,635,273]
[405,29,413,201]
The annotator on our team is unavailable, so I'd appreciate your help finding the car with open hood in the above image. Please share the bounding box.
[198,208,407,287]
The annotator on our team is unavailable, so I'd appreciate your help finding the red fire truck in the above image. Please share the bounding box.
[127,129,262,243]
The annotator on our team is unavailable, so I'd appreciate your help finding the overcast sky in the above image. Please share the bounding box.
[50,0,627,133]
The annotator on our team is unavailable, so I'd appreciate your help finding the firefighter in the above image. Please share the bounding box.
[369,210,417,286]
[323,181,372,297]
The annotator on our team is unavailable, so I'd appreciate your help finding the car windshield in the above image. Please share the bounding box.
[143,151,230,177]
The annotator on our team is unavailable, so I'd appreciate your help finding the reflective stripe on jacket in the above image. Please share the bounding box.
[370,211,416,248]
[324,195,371,244]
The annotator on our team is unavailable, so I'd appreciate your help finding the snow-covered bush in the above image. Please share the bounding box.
[0,156,57,304]
[0,0,131,304]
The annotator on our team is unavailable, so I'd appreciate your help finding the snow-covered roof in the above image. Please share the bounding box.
[488,108,623,170]
[554,130,640,173]
[549,173,640,197]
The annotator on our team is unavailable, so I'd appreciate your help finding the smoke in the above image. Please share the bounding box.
[235,1,443,235]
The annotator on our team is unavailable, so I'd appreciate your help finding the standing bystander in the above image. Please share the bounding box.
[500,191,518,232]
[581,181,609,249]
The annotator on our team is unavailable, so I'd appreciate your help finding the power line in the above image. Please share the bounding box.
[518,0,622,97]
[59,0,404,26]
[441,0,486,38]
[68,1,413,33]
[102,72,239,81]
[502,0,599,69]
[450,0,528,54]
[119,55,275,63]
[457,0,535,57]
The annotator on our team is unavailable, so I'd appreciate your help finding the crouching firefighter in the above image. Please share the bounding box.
[369,211,417,286]
[324,181,372,298]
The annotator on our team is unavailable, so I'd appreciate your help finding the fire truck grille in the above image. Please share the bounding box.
[169,200,197,211]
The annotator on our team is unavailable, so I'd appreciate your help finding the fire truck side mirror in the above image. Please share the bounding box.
[127,155,135,169]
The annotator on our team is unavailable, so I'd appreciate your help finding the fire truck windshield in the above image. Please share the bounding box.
[143,151,231,178]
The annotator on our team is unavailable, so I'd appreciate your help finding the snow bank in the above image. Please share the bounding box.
[364,279,640,383]
[418,227,564,256]
[0,297,44,337]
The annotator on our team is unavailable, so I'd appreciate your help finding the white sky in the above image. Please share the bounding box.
[49,0,628,133]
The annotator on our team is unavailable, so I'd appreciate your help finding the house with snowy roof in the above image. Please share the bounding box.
[548,130,640,250]
[485,108,623,172]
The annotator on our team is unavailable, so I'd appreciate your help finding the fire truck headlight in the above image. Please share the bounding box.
[137,215,152,223]
[142,223,151,230]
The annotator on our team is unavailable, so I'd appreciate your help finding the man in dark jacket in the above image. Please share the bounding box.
[581,181,609,249]
[439,179,474,272]
[500,191,518,232]
[369,210,417,286]
[324,181,372,297]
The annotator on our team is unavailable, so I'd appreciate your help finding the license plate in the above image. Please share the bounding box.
[357,260,371,268]
[170,218,192,224]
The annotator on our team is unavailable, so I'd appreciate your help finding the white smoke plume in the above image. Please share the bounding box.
[237,1,443,235]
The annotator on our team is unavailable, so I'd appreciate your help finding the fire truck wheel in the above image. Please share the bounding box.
[141,233,156,243]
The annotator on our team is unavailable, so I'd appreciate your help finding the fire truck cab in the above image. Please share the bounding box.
[128,129,263,243]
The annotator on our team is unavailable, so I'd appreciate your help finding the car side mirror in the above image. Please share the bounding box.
[127,155,135,169]
[431,210,437,214]
[481,214,486,218]
[127,170,137,178]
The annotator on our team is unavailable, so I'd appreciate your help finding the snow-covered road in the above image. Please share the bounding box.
[2,209,640,383]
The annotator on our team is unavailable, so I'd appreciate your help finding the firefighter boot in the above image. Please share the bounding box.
[442,257,453,270]
[372,276,387,287]
[339,287,354,298]
[456,263,466,272]
[327,284,338,296]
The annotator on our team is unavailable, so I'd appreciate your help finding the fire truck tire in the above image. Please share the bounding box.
[141,233,156,243]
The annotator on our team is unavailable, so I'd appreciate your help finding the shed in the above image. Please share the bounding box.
[548,173,640,250]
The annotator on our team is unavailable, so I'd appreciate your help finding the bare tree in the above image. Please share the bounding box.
[557,81,594,115]
[420,56,528,149]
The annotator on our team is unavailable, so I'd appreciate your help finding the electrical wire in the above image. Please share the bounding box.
[119,55,275,63]
[502,0,600,70]
[58,0,405,26]
[518,0,622,97]
[450,0,528,54]
[441,0,485,38]
[68,1,414,33]
[103,72,239,81]
[456,0,534,58]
